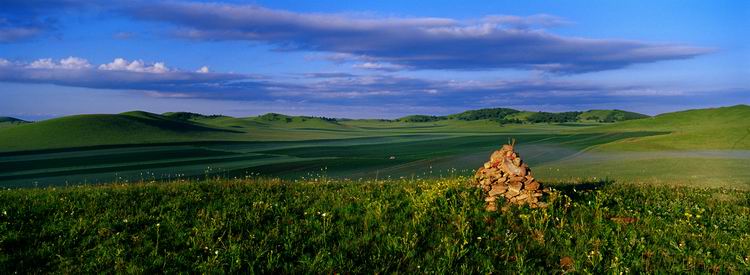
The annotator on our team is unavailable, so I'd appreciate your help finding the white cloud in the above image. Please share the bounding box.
[0,58,10,66]
[352,62,405,72]
[28,57,91,69]
[197,66,210,73]
[98,58,171,73]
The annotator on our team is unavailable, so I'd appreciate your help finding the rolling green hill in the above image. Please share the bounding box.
[396,108,648,124]
[0,117,29,129]
[446,108,520,121]
[0,117,26,123]
[162,112,229,121]
[579,109,650,122]
[247,113,343,129]
[0,111,242,151]
[504,111,536,121]
[589,105,750,151]
[396,115,444,122]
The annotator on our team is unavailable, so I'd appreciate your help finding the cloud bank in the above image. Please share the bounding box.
[0,57,269,97]
[124,1,713,73]
[2,56,722,112]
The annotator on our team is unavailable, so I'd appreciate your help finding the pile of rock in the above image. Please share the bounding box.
[474,143,549,211]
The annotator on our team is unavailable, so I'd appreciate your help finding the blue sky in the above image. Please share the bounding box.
[0,0,747,119]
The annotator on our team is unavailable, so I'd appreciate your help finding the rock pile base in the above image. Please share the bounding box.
[474,143,549,211]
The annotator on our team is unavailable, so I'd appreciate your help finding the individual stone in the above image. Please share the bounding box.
[508,181,523,193]
[515,193,529,201]
[486,201,497,211]
[526,181,540,191]
[489,185,507,196]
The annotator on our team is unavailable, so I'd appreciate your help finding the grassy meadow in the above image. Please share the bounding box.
[2,177,749,273]
[1,105,749,272]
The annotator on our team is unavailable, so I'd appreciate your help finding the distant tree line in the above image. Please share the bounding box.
[447,108,520,121]
[397,115,444,122]
[526,111,583,123]
[165,112,225,121]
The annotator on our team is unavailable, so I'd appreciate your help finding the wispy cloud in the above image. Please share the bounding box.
[2,56,743,117]
[0,56,263,97]
[123,1,713,73]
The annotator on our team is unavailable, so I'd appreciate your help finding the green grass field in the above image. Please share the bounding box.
[0,105,748,188]
[1,105,749,272]
[2,177,749,273]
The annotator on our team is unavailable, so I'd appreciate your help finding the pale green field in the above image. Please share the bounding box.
[0,105,748,188]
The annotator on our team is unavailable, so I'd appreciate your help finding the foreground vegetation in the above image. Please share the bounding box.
[2,177,749,273]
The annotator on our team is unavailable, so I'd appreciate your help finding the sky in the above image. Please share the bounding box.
[0,0,748,120]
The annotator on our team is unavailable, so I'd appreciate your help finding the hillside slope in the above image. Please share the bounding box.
[0,112,242,152]
[0,117,29,129]
[589,105,750,151]
[579,110,650,122]
[397,108,648,124]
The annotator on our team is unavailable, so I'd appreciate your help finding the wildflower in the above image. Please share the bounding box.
[322,213,327,217]
[123,219,128,223]
[2,210,6,215]
[477,237,482,240]
[215,250,219,255]
[156,223,160,227]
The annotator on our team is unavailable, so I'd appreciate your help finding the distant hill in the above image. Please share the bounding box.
[162,112,228,121]
[397,108,649,124]
[591,105,750,151]
[0,111,242,151]
[0,117,27,123]
[396,115,444,123]
[247,113,344,129]
[579,110,650,122]
[446,108,520,121]
[0,116,29,129]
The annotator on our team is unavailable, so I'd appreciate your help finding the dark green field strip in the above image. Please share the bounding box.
[251,132,666,174]
[0,145,203,162]
[523,131,667,149]
[202,134,452,153]
[0,154,277,182]
[223,157,418,179]
[293,128,358,132]
[0,148,240,173]
[356,125,444,130]
[257,134,583,159]
[556,123,601,127]
[0,134,441,156]
[0,141,261,156]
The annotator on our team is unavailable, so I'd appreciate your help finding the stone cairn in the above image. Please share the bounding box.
[474,142,549,211]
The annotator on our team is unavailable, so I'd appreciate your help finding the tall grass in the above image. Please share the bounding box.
[1,177,749,273]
